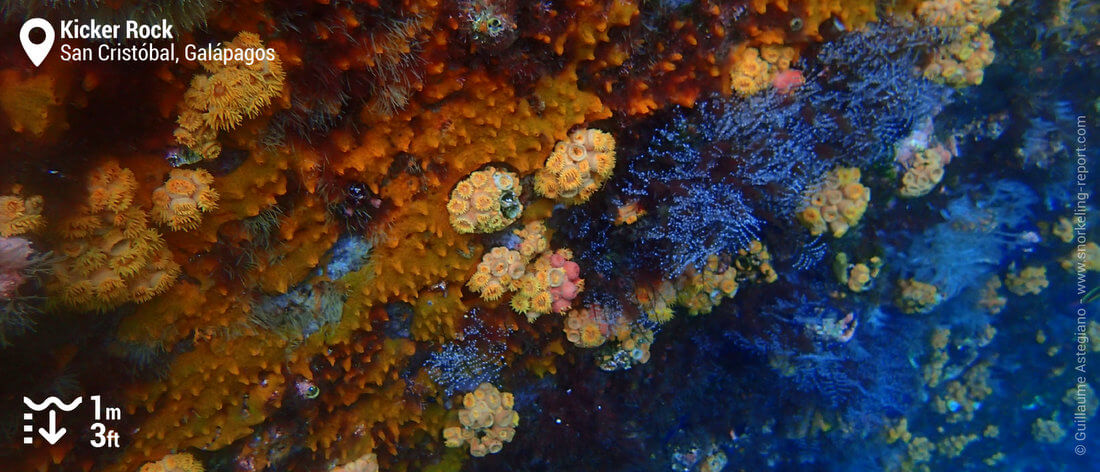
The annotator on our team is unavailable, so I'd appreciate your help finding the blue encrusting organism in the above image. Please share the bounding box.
[557,23,952,293]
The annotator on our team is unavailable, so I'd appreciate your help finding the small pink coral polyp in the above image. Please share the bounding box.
[547,252,581,313]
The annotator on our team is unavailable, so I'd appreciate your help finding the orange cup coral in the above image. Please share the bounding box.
[896,278,942,315]
[534,128,616,204]
[447,166,523,234]
[1005,265,1049,296]
[730,45,797,96]
[563,305,621,348]
[0,190,45,237]
[467,246,527,301]
[151,169,220,231]
[898,142,954,198]
[917,0,1011,86]
[442,383,520,457]
[597,323,654,371]
[50,161,180,311]
[512,221,549,261]
[174,32,286,160]
[510,249,583,322]
[797,167,870,238]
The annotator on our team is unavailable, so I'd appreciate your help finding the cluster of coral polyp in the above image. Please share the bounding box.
[534,128,617,204]
[465,220,584,322]
[896,278,943,314]
[151,169,220,231]
[563,305,613,348]
[797,167,871,238]
[467,246,527,300]
[174,32,286,161]
[917,0,1012,86]
[50,162,180,311]
[632,242,779,324]
[447,167,524,233]
[443,383,520,457]
[729,45,797,96]
[511,249,584,320]
[0,191,45,237]
[898,140,955,198]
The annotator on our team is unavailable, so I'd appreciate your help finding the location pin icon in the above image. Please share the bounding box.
[20,18,55,67]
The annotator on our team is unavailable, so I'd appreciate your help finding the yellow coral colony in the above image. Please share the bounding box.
[834,253,883,293]
[797,167,870,238]
[675,254,739,316]
[563,305,619,348]
[636,280,677,323]
[597,323,655,371]
[730,44,797,96]
[51,161,180,311]
[897,278,943,314]
[151,169,220,231]
[0,190,45,237]
[174,32,286,160]
[534,128,617,204]
[918,0,1013,86]
[1005,265,1050,295]
[448,167,524,233]
[442,383,520,457]
[510,249,584,321]
[978,276,1007,314]
[466,247,527,301]
[513,221,549,260]
[899,143,953,198]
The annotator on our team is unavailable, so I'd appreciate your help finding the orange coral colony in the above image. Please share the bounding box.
[151,169,220,231]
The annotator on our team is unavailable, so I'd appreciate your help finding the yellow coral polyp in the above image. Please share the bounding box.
[446,198,469,217]
[730,44,796,96]
[797,167,870,238]
[165,177,197,197]
[151,169,220,231]
[473,193,495,212]
[50,161,180,312]
[174,32,285,160]
[897,278,942,314]
[563,306,615,348]
[443,383,520,457]
[531,291,553,313]
[918,0,1011,87]
[0,192,45,237]
[899,143,954,198]
[1005,265,1049,296]
[534,128,617,204]
[467,247,526,300]
[448,167,523,234]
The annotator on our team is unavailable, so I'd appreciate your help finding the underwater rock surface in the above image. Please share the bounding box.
[0,0,1097,470]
